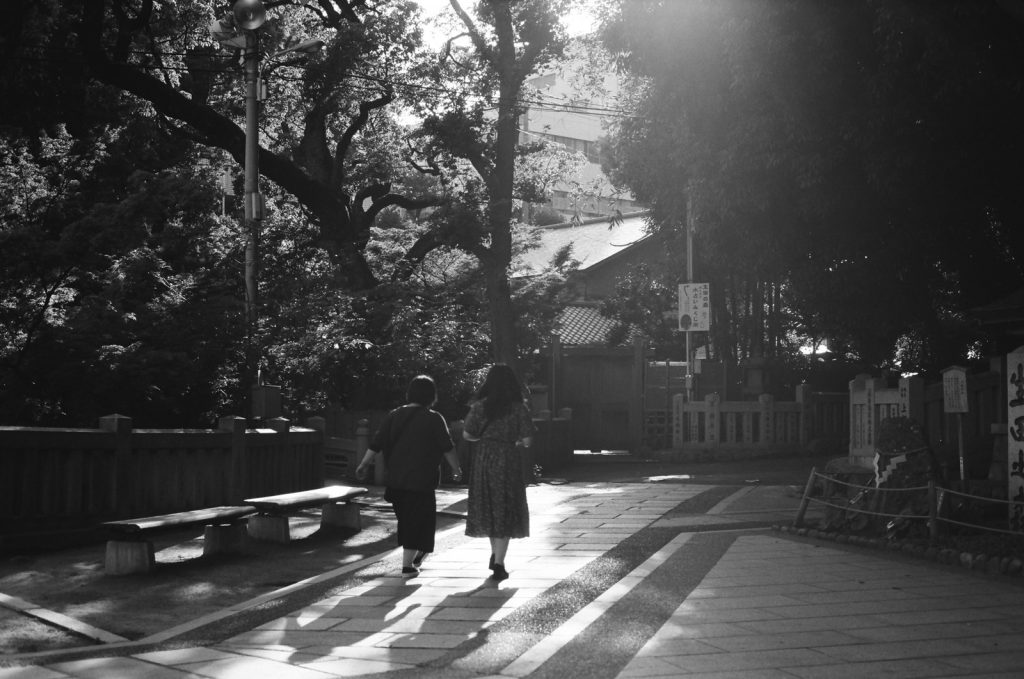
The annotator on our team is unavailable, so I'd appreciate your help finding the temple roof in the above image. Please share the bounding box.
[517,212,651,274]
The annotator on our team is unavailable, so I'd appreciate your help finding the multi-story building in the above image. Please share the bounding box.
[518,44,644,222]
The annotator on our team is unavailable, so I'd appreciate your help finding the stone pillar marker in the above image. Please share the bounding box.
[1007,346,1024,532]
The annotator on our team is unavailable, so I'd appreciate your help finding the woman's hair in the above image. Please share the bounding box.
[474,363,525,420]
[406,374,437,407]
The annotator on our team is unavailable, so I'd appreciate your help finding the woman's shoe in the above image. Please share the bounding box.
[488,553,495,570]
[401,566,419,577]
[490,564,509,581]
[412,551,427,567]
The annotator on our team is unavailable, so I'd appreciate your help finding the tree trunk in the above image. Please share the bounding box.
[485,265,518,367]
[483,28,524,370]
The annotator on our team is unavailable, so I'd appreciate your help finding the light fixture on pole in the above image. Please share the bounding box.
[209,1,323,419]
[232,0,267,31]
[238,0,266,419]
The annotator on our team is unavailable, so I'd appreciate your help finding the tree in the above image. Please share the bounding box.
[602,0,1024,376]
[0,120,244,425]
[76,0,445,290]
[0,0,580,424]
[407,0,571,368]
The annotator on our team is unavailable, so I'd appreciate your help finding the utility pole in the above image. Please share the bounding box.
[685,191,695,402]
[242,28,263,415]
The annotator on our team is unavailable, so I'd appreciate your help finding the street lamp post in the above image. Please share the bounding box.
[211,1,323,418]
[242,27,263,415]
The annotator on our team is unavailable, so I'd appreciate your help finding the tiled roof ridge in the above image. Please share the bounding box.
[533,210,650,232]
[555,304,640,347]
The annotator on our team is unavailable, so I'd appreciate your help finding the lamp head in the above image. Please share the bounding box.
[232,0,266,31]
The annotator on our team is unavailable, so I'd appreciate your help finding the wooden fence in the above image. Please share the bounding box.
[670,385,847,457]
[323,409,575,484]
[1,404,575,548]
[0,414,324,541]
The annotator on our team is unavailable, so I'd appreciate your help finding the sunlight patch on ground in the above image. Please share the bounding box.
[646,474,693,482]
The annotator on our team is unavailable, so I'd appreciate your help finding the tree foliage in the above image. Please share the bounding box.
[0,0,576,425]
[602,0,1024,376]
[0,120,243,425]
[405,0,572,368]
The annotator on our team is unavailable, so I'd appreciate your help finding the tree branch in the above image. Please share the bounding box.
[333,90,395,186]
[449,0,497,67]
[364,191,445,223]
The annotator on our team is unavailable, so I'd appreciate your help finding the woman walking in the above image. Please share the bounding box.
[462,364,535,581]
[356,375,462,577]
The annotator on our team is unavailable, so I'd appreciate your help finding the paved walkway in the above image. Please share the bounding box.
[3,481,1024,678]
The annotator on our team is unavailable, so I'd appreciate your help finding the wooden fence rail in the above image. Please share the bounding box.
[0,414,324,542]
[2,406,576,548]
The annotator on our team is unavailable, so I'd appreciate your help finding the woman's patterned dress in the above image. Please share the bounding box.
[463,400,535,538]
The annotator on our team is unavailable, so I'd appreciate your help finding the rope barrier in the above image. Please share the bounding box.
[794,466,1024,540]
[934,516,1024,537]
[939,485,1018,509]
[808,469,928,493]
[809,497,930,522]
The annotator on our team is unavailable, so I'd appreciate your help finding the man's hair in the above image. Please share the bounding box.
[407,374,437,407]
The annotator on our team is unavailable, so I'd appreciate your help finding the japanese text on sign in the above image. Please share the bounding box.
[942,366,968,413]
[678,283,710,332]
[1008,349,1024,533]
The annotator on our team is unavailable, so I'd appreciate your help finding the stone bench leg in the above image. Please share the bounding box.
[321,501,361,530]
[105,540,155,575]
[203,522,248,555]
[247,514,291,543]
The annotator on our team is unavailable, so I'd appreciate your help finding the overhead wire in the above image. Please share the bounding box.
[6,46,642,120]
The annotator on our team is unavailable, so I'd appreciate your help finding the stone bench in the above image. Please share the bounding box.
[244,485,368,543]
[102,505,256,575]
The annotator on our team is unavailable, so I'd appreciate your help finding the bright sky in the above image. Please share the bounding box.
[414,0,599,42]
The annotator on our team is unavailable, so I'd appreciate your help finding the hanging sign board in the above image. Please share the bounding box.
[942,366,968,413]
[678,283,710,332]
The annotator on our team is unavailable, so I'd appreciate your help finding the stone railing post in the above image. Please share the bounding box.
[672,393,685,448]
[306,416,327,483]
[354,419,369,457]
[266,417,290,434]
[796,383,813,448]
[705,393,720,447]
[100,414,132,515]
[759,394,774,447]
[898,375,925,425]
[219,416,247,501]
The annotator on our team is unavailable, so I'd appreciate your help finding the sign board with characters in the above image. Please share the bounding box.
[678,283,710,332]
[1009,346,1024,532]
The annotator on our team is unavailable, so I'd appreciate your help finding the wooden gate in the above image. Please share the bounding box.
[549,338,645,451]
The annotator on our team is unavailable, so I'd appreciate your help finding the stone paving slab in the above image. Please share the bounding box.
[617,533,1024,678]
[3,481,1024,679]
